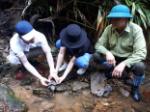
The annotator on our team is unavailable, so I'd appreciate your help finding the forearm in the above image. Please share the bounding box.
[95,45,109,55]
[46,52,55,71]
[56,47,66,71]
[61,56,76,80]
[23,61,44,80]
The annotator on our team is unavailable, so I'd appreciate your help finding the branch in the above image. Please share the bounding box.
[21,0,32,18]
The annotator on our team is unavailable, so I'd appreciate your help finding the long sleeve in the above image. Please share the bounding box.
[95,26,111,54]
[123,27,147,67]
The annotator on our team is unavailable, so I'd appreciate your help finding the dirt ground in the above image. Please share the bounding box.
[3,65,149,112]
[0,1,150,111]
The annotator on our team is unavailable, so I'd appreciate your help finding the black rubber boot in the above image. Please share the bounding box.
[131,75,144,102]
[131,86,141,102]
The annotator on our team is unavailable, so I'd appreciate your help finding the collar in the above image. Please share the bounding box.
[124,23,131,33]
[111,22,131,34]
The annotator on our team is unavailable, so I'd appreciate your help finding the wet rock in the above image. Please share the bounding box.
[90,72,107,97]
[103,85,113,97]
[0,63,12,78]
[20,78,34,86]
[55,83,71,92]
[119,88,130,97]
[0,83,28,112]
[71,81,89,91]
[53,80,90,92]
[32,88,53,98]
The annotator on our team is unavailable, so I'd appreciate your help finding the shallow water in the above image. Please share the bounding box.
[8,77,150,112]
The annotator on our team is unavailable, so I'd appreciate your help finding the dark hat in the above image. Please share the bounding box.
[60,24,88,49]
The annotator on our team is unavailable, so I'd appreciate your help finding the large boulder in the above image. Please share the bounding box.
[0,84,28,112]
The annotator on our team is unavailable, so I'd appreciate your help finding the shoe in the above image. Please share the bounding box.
[125,75,145,86]
[131,86,141,102]
[130,75,144,102]
[58,62,68,72]
[77,68,87,75]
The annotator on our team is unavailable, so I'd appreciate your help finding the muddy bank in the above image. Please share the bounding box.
[0,65,148,112]
[0,1,150,112]
[7,75,150,112]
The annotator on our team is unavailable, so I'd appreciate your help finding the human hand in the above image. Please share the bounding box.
[56,76,65,84]
[106,51,116,66]
[112,62,126,78]
[39,77,50,86]
[48,69,59,82]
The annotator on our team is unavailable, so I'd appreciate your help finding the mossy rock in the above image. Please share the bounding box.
[0,84,28,112]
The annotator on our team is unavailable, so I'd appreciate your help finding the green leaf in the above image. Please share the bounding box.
[131,2,136,21]
[125,0,132,6]
[140,14,147,29]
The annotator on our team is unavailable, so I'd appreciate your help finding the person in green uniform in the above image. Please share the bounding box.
[93,4,147,102]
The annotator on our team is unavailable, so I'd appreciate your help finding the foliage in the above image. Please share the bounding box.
[123,0,150,29]
[97,0,150,36]
[22,0,150,42]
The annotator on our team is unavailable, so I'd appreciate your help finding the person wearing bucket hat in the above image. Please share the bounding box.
[53,24,93,84]
[7,20,58,86]
[93,4,147,102]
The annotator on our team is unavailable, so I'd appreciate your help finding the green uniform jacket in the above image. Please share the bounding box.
[95,22,147,68]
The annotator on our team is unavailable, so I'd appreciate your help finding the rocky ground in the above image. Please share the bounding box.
[0,28,150,112]
[0,1,150,111]
[0,58,150,112]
